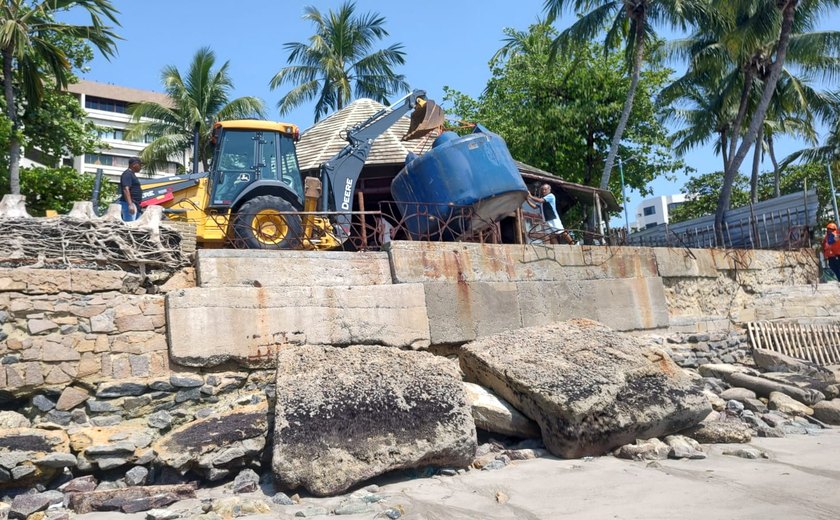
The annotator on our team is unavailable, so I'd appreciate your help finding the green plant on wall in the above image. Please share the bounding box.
[0,166,116,216]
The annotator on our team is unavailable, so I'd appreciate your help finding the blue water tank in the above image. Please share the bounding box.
[390,126,527,239]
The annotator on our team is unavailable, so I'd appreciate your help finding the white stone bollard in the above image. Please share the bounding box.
[103,203,123,220]
[0,194,31,218]
[126,204,163,240]
[68,201,96,220]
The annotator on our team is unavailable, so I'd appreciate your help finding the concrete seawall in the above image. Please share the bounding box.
[0,241,829,393]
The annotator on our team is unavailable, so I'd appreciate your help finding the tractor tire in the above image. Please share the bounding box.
[233,195,303,249]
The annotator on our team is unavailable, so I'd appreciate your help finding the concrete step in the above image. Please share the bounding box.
[667,316,732,334]
[167,284,430,367]
[195,249,393,288]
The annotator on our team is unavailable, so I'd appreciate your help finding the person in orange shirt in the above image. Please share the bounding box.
[823,222,840,280]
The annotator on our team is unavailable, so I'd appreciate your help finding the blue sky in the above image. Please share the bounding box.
[67,1,835,226]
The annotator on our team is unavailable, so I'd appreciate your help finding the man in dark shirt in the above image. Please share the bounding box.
[120,157,143,221]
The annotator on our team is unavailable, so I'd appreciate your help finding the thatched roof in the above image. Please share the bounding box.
[296,98,438,172]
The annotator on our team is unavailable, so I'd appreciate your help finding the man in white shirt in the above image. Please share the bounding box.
[528,184,574,244]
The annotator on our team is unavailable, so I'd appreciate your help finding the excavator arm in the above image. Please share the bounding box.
[319,89,443,238]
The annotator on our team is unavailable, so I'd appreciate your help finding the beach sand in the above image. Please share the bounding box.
[76,429,840,520]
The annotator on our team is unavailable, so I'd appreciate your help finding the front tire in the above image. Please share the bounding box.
[233,196,302,249]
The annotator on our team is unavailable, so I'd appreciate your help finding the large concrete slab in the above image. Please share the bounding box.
[421,277,669,345]
[518,278,670,331]
[167,284,430,367]
[196,249,393,288]
[653,247,816,280]
[387,242,659,284]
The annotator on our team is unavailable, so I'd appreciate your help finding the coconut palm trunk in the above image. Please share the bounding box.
[600,13,646,191]
[3,48,21,195]
[750,126,764,203]
[768,134,781,198]
[714,0,798,244]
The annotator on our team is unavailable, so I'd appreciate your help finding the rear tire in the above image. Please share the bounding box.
[233,195,302,249]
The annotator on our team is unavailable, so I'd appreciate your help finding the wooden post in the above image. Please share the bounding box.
[594,193,603,243]
[515,208,524,245]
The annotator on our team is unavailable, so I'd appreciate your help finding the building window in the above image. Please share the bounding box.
[85,154,133,168]
[667,202,684,213]
[643,206,656,216]
[646,222,659,229]
[85,96,128,113]
[98,128,128,141]
[85,153,113,166]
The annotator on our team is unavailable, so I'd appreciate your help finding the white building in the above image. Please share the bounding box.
[634,194,687,230]
[65,80,185,180]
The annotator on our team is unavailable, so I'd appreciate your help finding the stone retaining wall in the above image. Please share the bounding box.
[0,269,169,399]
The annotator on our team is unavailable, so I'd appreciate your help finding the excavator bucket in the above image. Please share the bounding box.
[403,99,445,141]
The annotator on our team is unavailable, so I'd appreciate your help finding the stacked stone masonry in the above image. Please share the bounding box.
[0,268,168,396]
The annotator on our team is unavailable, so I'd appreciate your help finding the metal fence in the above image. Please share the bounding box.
[625,190,818,250]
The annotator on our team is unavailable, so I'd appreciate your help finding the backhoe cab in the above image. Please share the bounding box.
[138,89,443,249]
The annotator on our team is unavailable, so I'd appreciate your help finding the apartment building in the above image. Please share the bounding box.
[65,80,186,180]
[634,194,687,230]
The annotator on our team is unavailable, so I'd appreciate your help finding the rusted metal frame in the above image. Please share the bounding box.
[793,323,807,361]
[759,322,774,355]
[810,324,826,365]
[832,325,840,364]
[356,191,368,249]
[791,323,805,363]
[825,325,836,364]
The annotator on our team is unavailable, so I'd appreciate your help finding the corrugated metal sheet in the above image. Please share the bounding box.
[627,190,818,249]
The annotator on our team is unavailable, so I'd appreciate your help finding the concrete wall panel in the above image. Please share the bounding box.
[422,282,521,345]
[388,242,659,284]
[196,250,393,288]
[167,284,430,367]
[518,278,670,331]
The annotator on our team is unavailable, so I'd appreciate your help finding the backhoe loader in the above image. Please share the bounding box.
[132,90,443,249]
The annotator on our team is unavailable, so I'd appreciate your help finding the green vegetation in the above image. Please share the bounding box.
[445,23,681,229]
[0,166,116,216]
[0,0,119,195]
[126,47,265,174]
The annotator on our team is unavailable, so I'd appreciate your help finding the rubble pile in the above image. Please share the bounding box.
[0,315,837,518]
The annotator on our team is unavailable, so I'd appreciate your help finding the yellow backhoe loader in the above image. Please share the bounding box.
[129,90,443,249]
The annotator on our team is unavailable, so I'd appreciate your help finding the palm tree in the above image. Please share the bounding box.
[270,1,409,122]
[783,90,840,168]
[665,0,839,227]
[661,74,737,173]
[542,0,711,191]
[0,0,119,195]
[127,47,265,174]
[715,0,840,242]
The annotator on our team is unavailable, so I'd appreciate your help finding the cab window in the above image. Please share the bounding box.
[213,130,256,204]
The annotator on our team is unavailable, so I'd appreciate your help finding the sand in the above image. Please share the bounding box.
[76,430,840,520]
